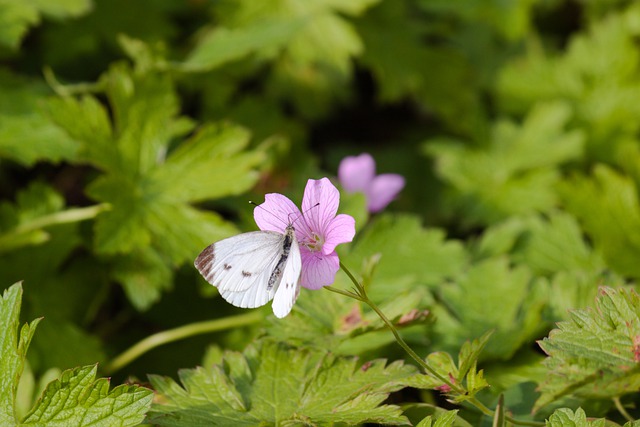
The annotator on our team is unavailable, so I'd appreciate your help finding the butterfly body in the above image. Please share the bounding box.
[195,224,301,318]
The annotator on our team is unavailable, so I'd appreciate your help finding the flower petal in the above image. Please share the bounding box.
[338,153,375,192]
[300,249,339,289]
[322,213,355,254]
[301,178,339,236]
[366,173,405,213]
[254,193,301,233]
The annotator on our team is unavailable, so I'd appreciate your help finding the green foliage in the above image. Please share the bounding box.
[427,102,584,226]
[408,332,491,403]
[0,0,91,49]
[3,0,640,425]
[0,283,152,426]
[0,71,77,166]
[561,165,640,280]
[148,339,417,426]
[536,287,640,411]
[45,64,265,309]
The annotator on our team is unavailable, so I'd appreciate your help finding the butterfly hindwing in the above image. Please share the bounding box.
[271,227,302,318]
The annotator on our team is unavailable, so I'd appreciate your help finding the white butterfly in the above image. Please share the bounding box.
[194,224,302,318]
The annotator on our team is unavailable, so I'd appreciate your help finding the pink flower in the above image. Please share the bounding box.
[338,153,405,213]
[254,178,356,290]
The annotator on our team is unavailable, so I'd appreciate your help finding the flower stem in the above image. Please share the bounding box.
[336,262,544,427]
[103,311,263,374]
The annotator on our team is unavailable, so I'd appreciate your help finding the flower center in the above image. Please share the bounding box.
[304,232,324,252]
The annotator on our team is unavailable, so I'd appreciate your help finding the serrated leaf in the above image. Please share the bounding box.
[148,340,417,426]
[0,283,40,426]
[21,365,153,426]
[535,287,640,411]
[426,102,584,226]
[417,410,460,427]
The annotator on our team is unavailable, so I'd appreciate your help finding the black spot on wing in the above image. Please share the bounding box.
[224,263,232,270]
[242,271,252,277]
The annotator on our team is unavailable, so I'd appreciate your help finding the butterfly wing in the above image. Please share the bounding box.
[271,228,302,318]
[195,231,284,308]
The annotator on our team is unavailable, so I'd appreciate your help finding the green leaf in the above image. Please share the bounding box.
[266,285,432,357]
[0,0,90,49]
[182,18,306,72]
[210,0,379,119]
[30,0,91,19]
[21,365,153,426]
[560,165,640,279]
[356,0,481,133]
[0,283,40,426]
[148,340,417,426]
[535,287,640,411]
[546,408,605,427]
[46,64,262,309]
[0,282,152,426]
[427,101,584,226]
[345,214,467,300]
[433,257,546,360]
[497,4,640,162]
[512,212,605,276]
[416,410,459,427]
[408,334,491,402]
[0,1,39,49]
[0,70,78,166]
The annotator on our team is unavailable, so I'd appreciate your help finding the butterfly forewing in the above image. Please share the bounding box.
[195,231,285,308]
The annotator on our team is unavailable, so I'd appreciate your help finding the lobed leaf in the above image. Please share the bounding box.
[148,339,417,426]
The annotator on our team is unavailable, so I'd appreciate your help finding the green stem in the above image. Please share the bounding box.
[324,285,364,301]
[103,311,263,374]
[613,397,635,423]
[15,204,110,234]
[336,262,544,427]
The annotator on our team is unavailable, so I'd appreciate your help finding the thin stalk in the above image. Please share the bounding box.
[613,397,635,423]
[336,262,544,427]
[324,285,364,301]
[104,311,263,374]
[14,204,109,233]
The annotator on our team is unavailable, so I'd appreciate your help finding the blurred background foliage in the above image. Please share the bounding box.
[2,0,640,422]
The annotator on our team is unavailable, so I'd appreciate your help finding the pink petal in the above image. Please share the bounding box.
[322,214,355,254]
[300,249,340,289]
[254,193,301,233]
[366,173,405,213]
[338,153,375,192]
[301,178,339,237]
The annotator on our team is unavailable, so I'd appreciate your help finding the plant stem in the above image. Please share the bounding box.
[103,311,263,374]
[336,262,544,427]
[613,397,635,423]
